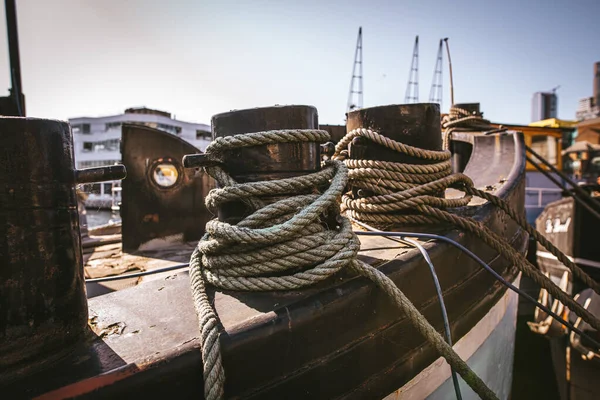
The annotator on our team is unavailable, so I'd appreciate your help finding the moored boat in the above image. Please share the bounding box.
[529,131,600,400]
[2,103,533,399]
[81,122,215,297]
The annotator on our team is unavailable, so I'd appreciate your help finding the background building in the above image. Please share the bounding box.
[575,62,600,121]
[531,91,558,122]
[71,107,210,169]
[71,107,211,208]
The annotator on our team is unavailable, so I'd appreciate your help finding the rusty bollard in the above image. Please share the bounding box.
[0,117,126,380]
[183,105,329,223]
[346,103,443,196]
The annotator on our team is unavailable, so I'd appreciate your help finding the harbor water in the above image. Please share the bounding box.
[85,209,119,228]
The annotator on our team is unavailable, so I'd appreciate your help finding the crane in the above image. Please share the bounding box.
[428,39,444,109]
[404,36,419,103]
[347,27,363,112]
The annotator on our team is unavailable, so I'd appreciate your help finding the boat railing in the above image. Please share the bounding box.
[525,187,563,209]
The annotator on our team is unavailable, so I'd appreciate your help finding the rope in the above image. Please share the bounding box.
[191,129,497,400]
[334,128,600,335]
[442,106,493,150]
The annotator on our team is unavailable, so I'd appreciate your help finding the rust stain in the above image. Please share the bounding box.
[88,316,98,327]
[285,307,292,333]
[32,363,141,400]
[142,214,159,223]
[98,322,126,338]
[180,337,198,346]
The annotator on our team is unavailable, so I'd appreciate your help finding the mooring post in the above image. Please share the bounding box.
[448,102,482,172]
[0,118,126,380]
[452,103,481,115]
[346,103,443,199]
[184,105,324,222]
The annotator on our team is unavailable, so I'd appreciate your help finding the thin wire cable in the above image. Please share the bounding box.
[84,229,599,351]
[354,220,462,399]
[84,229,598,349]
[85,263,190,283]
[352,228,600,350]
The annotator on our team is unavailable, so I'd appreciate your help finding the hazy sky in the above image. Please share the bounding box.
[0,0,598,125]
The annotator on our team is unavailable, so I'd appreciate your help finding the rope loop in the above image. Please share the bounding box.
[333,128,464,229]
[442,106,494,150]
[337,126,600,346]
[334,128,451,162]
[190,128,499,400]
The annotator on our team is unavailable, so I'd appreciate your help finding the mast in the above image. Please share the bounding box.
[429,39,444,109]
[2,0,25,116]
[444,38,454,106]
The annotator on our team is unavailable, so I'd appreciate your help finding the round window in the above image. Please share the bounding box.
[152,162,179,188]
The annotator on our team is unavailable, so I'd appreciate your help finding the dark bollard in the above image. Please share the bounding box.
[452,102,481,115]
[184,105,324,223]
[120,123,215,251]
[448,103,483,173]
[346,103,442,163]
[346,103,443,198]
[0,117,126,380]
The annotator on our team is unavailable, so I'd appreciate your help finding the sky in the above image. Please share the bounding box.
[0,0,598,126]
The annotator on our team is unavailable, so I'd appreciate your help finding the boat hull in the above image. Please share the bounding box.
[533,194,600,400]
[387,275,521,400]
[1,131,528,399]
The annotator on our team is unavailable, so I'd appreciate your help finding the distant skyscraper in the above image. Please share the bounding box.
[575,62,600,121]
[531,91,558,122]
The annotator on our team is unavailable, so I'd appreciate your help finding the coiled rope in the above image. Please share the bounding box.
[191,129,497,400]
[334,128,600,337]
[442,106,493,150]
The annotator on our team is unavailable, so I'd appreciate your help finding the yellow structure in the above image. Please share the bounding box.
[490,120,576,171]
[528,118,578,129]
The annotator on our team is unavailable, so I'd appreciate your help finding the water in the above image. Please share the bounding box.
[86,209,120,228]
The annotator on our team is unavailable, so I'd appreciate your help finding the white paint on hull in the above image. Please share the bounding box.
[537,251,600,270]
[384,274,521,400]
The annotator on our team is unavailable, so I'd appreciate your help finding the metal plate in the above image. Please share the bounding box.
[120,124,215,251]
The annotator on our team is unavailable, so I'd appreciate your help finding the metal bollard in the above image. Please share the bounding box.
[452,102,481,115]
[346,103,443,199]
[447,102,482,172]
[183,105,328,223]
[0,117,126,380]
[120,123,215,251]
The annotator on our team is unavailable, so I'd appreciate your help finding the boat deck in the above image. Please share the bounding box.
[82,187,490,296]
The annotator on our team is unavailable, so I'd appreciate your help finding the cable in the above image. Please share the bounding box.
[84,228,600,352]
[85,263,189,283]
[357,220,462,400]
[85,229,598,349]
[352,228,600,350]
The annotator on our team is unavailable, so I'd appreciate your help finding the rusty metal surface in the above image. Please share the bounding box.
[1,131,528,399]
[320,124,346,143]
[120,123,215,251]
[75,165,126,184]
[453,102,481,114]
[346,103,442,163]
[201,105,322,223]
[211,105,320,182]
[344,103,445,221]
[0,118,124,380]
